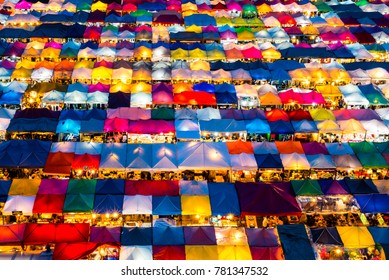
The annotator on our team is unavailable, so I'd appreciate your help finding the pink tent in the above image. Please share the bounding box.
[227,2,242,11]
[89,82,110,93]
[103,118,129,132]
[125,180,179,196]
[45,42,63,49]
[15,0,32,10]
[152,91,174,104]
[128,120,175,134]
[301,91,326,105]
[320,31,340,42]
[241,47,263,59]
[278,89,305,105]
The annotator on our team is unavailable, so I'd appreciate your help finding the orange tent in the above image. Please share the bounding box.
[226,140,254,154]
[275,141,304,154]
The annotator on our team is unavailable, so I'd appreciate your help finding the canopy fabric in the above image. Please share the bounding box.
[208,183,240,216]
[337,226,375,249]
[310,227,343,246]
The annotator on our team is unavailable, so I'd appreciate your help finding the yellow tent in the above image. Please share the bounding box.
[233,17,249,27]
[74,60,94,69]
[316,120,342,134]
[337,226,375,249]
[207,49,226,61]
[289,68,312,83]
[316,85,342,98]
[173,82,193,93]
[181,2,197,12]
[327,68,351,84]
[133,46,152,60]
[301,25,320,35]
[40,47,61,60]
[181,195,212,215]
[91,66,113,83]
[185,246,218,260]
[309,108,336,121]
[186,25,202,33]
[217,245,252,260]
[130,82,152,93]
[171,48,189,60]
[15,60,36,70]
[237,30,256,41]
[22,47,42,59]
[259,92,282,106]
[132,68,152,81]
[11,67,32,80]
[190,60,210,71]
[310,68,331,84]
[261,48,281,60]
[216,16,232,26]
[8,179,41,196]
[256,3,273,14]
[110,81,132,93]
[215,227,248,245]
[35,60,56,70]
[188,49,207,60]
[91,1,107,12]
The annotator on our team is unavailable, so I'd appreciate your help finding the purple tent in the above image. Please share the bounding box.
[318,179,349,195]
[302,142,329,155]
[235,182,301,216]
[14,108,60,119]
[183,226,217,245]
[37,179,69,195]
[245,228,280,247]
[90,226,121,244]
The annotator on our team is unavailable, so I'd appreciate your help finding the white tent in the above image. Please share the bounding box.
[31,67,53,82]
[122,195,152,214]
[215,227,248,245]
[3,195,36,215]
[280,152,310,170]
[196,107,221,120]
[348,69,371,85]
[360,119,389,135]
[230,153,258,170]
[119,246,153,260]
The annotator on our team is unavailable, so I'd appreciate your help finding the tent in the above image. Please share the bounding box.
[355,194,389,214]
[235,182,301,216]
[153,246,186,260]
[310,227,343,246]
[337,227,375,249]
[208,183,240,216]
[184,226,217,245]
[63,179,96,213]
[277,224,316,260]
[120,227,152,246]
[119,246,153,260]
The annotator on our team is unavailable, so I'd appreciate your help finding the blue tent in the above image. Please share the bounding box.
[0,141,22,168]
[245,119,271,134]
[199,119,246,133]
[193,82,215,93]
[208,183,240,216]
[121,227,152,246]
[7,118,58,133]
[343,179,379,194]
[96,179,125,195]
[80,119,105,133]
[268,120,294,134]
[152,196,182,215]
[250,68,271,81]
[0,180,11,202]
[255,154,283,169]
[277,224,316,260]
[32,23,68,38]
[56,119,81,135]
[307,154,336,169]
[175,120,200,140]
[184,14,216,27]
[153,224,185,246]
[179,180,208,195]
[138,2,166,11]
[291,120,318,133]
[271,69,291,83]
[368,227,389,244]
[99,143,127,170]
[310,227,343,246]
[183,226,217,245]
[108,92,131,108]
[0,92,23,105]
[252,141,279,154]
[355,194,389,214]
[326,143,354,155]
[93,193,124,214]
[151,143,178,170]
[126,144,153,170]
[215,91,238,104]
[267,60,304,71]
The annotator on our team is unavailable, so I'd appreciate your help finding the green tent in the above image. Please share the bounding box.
[355,0,369,6]
[315,2,333,13]
[102,25,119,33]
[76,2,91,11]
[242,4,258,19]
[349,141,378,154]
[151,107,175,120]
[356,153,389,169]
[130,9,152,17]
[291,180,324,196]
[63,179,97,213]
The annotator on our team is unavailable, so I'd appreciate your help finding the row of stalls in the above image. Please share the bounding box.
[1,139,389,179]
[0,222,388,260]
[0,178,388,220]
[3,107,389,143]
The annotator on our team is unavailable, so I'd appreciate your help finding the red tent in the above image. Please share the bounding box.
[0,224,26,245]
[52,242,100,260]
[33,194,66,213]
[72,154,101,171]
[265,108,289,122]
[23,223,90,245]
[250,247,284,260]
[104,118,129,132]
[43,152,74,176]
[226,140,254,154]
[241,47,262,59]
[153,246,186,260]
[278,89,305,105]
[287,109,313,121]
[174,91,217,106]
[125,180,179,196]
